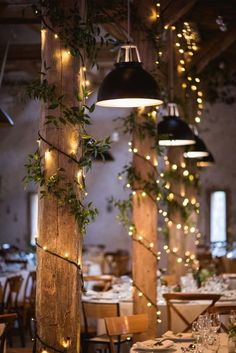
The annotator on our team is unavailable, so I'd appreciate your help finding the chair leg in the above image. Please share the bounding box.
[17,315,26,347]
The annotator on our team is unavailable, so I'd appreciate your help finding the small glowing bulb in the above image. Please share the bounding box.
[176,224,182,229]
[187,76,192,81]
[147,302,152,307]
[173,247,178,253]
[146,155,151,160]
[126,183,131,188]
[177,33,182,38]
[183,170,189,176]
[195,117,201,123]
[128,141,132,146]
[138,292,143,297]
[191,85,197,91]
[195,77,200,83]
[182,83,187,89]
[172,164,178,170]
[179,49,184,54]
[128,231,133,236]
[168,221,172,226]
[176,42,180,47]
[177,258,183,263]
[132,191,136,196]
[43,246,47,251]
[85,80,90,86]
[149,242,154,248]
[198,91,203,97]
[64,253,69,258]
[141,191,146,197]
[133,148,138,153]
[181,162,186,168]
[54,33,58,39]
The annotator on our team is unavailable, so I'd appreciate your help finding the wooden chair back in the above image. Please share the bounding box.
[23,271,36,307]
[105,314,148,353]
[208,305,236,332]
[163,293,221,332]
[2,275,24,310]
[83,275,112,292]
[0,313,17,353]
[82,301,120,335]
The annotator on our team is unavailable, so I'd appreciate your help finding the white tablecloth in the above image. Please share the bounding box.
[130,333,229,353]
[82,290,236,336]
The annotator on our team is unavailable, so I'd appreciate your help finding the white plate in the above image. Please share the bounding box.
[163,331,193,342]
[133,339,175,351]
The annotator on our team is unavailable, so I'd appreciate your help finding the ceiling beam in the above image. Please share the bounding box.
[190,27,236,73]
[0,44,40,61]
[0,3,39,24]
[161,0,198,26]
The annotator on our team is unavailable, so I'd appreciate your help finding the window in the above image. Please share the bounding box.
[210,190,227,256]
[29,192,38,245]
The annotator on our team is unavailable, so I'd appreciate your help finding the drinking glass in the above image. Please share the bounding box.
[229,310,236,326]
[206,334,220,352]
[210,313,221,333]
[192,321,203,353]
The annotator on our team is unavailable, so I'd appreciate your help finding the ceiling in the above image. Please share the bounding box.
[0,0,235,84]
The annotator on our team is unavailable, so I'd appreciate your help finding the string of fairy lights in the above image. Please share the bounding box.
[34,3,206,350]
[33,27,93,353]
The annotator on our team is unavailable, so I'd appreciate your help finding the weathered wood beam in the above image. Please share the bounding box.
[0,3,39,24]
[190,27,236,73]
[161,0,198,26]
[0,44,40,61]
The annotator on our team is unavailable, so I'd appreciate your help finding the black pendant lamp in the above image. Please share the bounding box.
[196,152,215,167]
[184,135,209,159]
[157,103,196,146]
[97,44,162,108]
[96,0,162,108]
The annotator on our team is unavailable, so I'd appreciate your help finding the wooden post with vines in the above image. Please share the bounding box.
[132,0,158,339]
[34,1,84,352]
[36,24,81,353]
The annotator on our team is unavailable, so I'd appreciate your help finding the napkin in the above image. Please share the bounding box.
[163,331,193,341]
[133,339,174,351]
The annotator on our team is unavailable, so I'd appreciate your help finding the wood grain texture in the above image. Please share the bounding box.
[131,0,158,340]
[36,2,82,352]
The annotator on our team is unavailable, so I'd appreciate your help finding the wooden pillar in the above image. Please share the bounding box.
[132,0,158,340]
[36,3,82,352]
[167,147,186,280]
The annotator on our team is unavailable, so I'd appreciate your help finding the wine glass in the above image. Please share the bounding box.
[206,334,220,352]
[210,313,221,333]
[229,310,236,327]
[192,321,203,353]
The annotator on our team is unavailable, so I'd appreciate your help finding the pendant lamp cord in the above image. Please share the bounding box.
[169,28,174,102]
[0,32,12,88]
[127,0,131,43]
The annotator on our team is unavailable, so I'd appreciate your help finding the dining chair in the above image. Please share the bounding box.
[0,313,17,353]
[163,292,221,332]
[104,314,149,353]
[83,275,113,292]
[208,305,236,332]
[1,275,25,347]
[21,271,36,337]
[81,301,120,353]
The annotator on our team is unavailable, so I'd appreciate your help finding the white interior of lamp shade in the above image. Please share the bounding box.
[96,98,163,108]
[158,139,196,146]
[184,151,209,158]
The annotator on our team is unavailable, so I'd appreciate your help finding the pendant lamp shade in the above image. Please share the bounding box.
[157,103,195,146]
[0,106,14,126]
[96,45,163,108]
[184,135,209,158]
[196,152,215,167]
